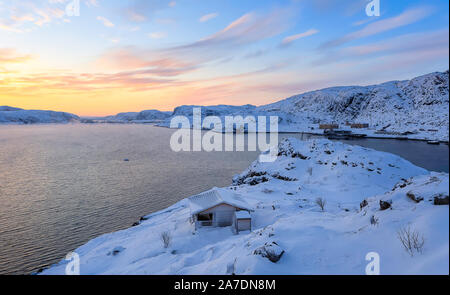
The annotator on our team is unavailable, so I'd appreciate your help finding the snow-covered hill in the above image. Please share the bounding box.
[100,109,172,123]
[172,104,256,118]
[2,71,448,139]
[153,71,449,140]
[0,106,79,124]
[41,138,449,275]
[157,104,258,128]
[259,71,449,141]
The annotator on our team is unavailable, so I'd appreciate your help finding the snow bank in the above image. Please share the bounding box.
[41,138,448,275]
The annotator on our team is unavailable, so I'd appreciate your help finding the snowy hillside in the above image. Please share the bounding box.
[259,71,449,141]
[2,71,448,139]
[100,109,172,123]
[154,71,449,141]
[0,106,22,112]
[0,106,79,124]
[171,104,256,118]
[71,71,449,141]
[158,104,257,128]
[41,138,448,275]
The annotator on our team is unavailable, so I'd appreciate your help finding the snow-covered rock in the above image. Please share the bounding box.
[0,106,79,124]
[41,138,448,275]
[253,242,285,263]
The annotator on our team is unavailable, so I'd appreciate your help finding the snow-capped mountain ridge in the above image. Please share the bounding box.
[2,71,448,140]
[154,71,448,140]
[0,107,79,124]
[172,104,256,117]
[257,71,449,140]
[102,109,171,122]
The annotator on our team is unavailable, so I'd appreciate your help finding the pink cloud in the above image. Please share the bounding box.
[199,13,219,23]
[0,48,33,63]
[281,29,319,46]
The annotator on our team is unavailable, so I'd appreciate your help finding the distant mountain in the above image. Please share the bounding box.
[0,107,79,124]
[171,104,256,118]
[100,109,172,123]
[258,71,449,139]
[0,106,23,112]
[2,71,448,140]
[99,105,257,125]
[156,71,449,141]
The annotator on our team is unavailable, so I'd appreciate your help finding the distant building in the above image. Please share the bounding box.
[188,188,252,232]
[319,124,339,130]
[350,123,369,129]
[234,211,251,233]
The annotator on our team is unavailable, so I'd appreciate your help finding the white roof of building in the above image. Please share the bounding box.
[188,187,251,215]
[235,210,251,219]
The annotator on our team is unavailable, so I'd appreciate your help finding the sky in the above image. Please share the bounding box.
[0,0,448,116]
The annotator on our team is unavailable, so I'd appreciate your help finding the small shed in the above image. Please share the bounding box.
[234,211,251,233]
[188,188,252,230]
[351,123,369,129]
[319,124,339,130]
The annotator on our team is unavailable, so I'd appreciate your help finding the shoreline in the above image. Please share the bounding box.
[1,123,447,274]
[2,121,449,144]
[278,131,450,144]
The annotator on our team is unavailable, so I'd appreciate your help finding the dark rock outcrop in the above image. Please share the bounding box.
[253,242,285,263]
[379,200,392,210]
[434,194,449,205]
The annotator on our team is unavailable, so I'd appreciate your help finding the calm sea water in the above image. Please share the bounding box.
[287,133,449,173]
[0,124,448,274]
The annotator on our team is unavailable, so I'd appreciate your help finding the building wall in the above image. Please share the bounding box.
[201,204,237,227]
[351,123,369,128]
[319,124,339,130]
[236,219,251,232]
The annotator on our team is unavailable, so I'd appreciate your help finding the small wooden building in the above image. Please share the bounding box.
[319,124,339,130]
[350,123,369,129]
[234,211,251,233]
[188,188,252,230]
